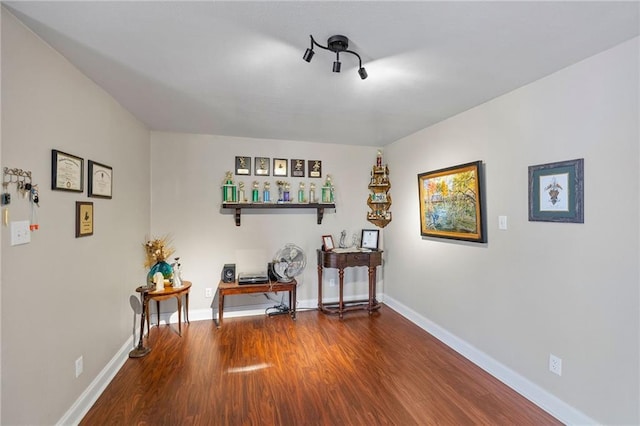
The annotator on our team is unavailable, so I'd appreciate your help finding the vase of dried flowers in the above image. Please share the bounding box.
[144,236,175,286]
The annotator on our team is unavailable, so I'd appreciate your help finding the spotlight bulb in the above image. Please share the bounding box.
[333,61,341,73]
[358,67,368,80]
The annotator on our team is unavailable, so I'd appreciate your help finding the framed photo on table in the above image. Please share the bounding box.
[361,229,379,250]
[88,160,112,199]
[51,149,83,192]
[528,158,584,223]
[322,235,334,251]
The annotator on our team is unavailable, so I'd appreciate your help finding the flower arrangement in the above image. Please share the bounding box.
[143,235,175,268]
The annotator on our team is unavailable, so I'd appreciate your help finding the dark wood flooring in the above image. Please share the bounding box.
[80,306,561,425]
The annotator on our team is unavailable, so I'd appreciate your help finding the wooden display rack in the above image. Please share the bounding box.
[367,165,391,228]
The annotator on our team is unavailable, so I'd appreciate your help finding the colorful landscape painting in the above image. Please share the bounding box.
[417,161,485,242]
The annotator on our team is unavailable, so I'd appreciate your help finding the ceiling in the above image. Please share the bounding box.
[4,1,639,147]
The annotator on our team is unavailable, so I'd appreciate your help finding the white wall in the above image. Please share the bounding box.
[384,38,639,424]
[1,9,150,425]
[149,132,381,316]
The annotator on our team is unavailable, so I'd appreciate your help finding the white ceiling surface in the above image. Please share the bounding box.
[4,1,639,147]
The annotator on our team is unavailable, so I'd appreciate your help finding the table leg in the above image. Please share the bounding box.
[185,291,190,324]
[368,266,375,314]
[291,285,297,320]
[217,291,224,328]
[317,264,323,311]
[338,268,345,319]
[129,291,151,358]
[177,295,182,336]
[156,300,161,326]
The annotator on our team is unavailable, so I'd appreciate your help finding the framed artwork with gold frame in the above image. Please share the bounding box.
[76,201,94,237]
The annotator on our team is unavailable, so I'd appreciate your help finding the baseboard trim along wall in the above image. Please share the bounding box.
[60,293,592,425]
[57,336,133,426]
[382,295,596,425]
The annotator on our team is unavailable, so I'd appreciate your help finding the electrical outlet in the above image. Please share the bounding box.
[75,356,83,378]
[549,354,562,376]
[329,279,336,287]
[205,288,213,298]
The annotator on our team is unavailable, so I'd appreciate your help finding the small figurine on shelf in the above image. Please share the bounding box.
[263,181,271,203]
[309,182,316,203]
[252,181,260,202]
[298,182,305,203]
[222,171,237,202]
[376,150,383,168]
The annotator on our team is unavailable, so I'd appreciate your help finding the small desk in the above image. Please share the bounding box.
[145,281,191,336]
[317,249,382,318]
[216,280,296,327]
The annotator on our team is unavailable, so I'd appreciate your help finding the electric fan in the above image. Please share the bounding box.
[272,243,306,282]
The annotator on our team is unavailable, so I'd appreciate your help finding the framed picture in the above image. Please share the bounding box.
[417,161,486,243]
[361,229,379,250]
[88,160,112,199]
[273,158,288,177]
[76,201,94,237]
[322,235,334,251]
[308,160,322,178]
[255,157,270,176]
[528,158,584,223]
[291,159,305,177]
[235,156,251,175]
[52,149,83,192]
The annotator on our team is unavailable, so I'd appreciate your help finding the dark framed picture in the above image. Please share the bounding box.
[291,159,305,177]
[52,149,83,192]
[528,158,584,223]
[308,160,322,178]
[88,160,112,199]
[361,229,379,250]
[255,157,270,176]
[273,158,288,177]
[417,161,486,243]
[76,201,94,237]
[235,156,251,175]
[322,235,334,251]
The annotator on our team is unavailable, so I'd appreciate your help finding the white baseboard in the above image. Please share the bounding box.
[56,336,133,426]
[383,295,596,425]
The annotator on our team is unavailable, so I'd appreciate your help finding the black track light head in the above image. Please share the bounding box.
[303,48,314,62]
[358,67,368,80]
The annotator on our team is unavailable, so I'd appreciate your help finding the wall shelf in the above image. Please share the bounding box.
[222,202,336,226]
[367,164,392,228]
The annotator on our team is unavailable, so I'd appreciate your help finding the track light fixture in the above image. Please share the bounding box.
[303,35,368,80]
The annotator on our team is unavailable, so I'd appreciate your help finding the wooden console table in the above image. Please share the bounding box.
[145,281,191,336]
[216,279,297,327]
[317,249,382,318]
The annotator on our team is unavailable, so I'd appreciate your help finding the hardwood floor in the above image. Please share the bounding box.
[81,307,561,425]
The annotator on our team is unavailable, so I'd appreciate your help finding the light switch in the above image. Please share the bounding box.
[11,220,31,246]
[498,215,508,230]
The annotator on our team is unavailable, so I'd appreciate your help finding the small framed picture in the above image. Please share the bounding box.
[291,159,305,177]
[255,157,270,176]
[235,156,251,175]
[322,235,334,251]
[528,158,584,223]
[76,201,94,237]
[361,229,379,250]
[52,149,83,192]
[273,158,288,177]
[88,160,112,199]
[308,160,322,178]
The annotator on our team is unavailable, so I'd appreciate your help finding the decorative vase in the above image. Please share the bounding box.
[147,261,173,286]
